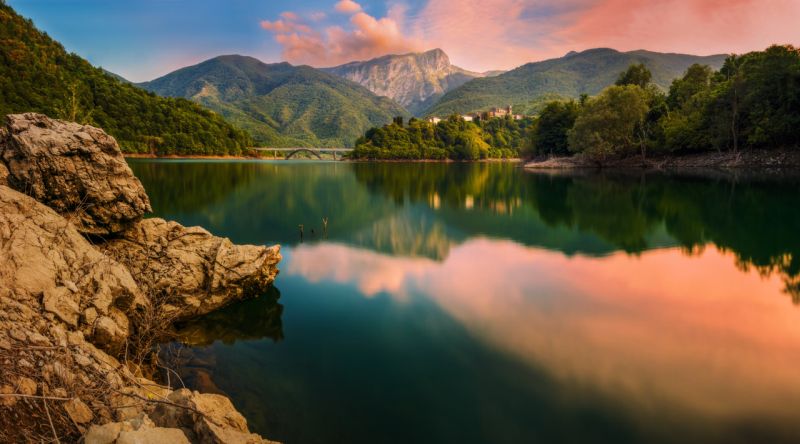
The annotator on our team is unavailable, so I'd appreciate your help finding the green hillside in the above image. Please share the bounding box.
[426,48,727,116]
[0,3,251,155]
[140,55,410,147]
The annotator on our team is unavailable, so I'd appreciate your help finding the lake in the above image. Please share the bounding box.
[128,159,800,444]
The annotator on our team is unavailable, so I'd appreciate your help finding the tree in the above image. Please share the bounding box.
[568,85,649,161]
[525,100,579,157]
[615,63,653,89]
[667,64,714,109]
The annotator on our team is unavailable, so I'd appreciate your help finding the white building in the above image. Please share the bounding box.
[426,116,442,124]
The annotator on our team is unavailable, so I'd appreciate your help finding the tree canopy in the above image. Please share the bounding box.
[0,3,252,155]
[524,46,800,163]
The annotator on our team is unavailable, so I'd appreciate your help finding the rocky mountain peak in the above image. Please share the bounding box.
[323,48,484,115]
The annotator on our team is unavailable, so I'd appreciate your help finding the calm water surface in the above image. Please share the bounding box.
[128,160,800,444]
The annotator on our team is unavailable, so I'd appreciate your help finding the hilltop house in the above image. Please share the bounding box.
[426,106,522,124]
[487,105,513,118]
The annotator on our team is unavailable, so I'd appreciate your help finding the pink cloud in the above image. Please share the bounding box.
[335,0,362,14]
[259,19,312,35]
[415,0,800,72]
[261,0,799,71]
[261,5,423,66]
[287,239,800,423]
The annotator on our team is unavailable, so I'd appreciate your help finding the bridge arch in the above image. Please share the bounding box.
[284,148,323,160]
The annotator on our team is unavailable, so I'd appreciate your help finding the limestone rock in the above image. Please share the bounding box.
[323,48,490,115]
[0,115,280,444]
[0,185,145,353]
[0,113,151,235]
[43,286,81,327]
[102,218,281,320]
[116,428,191,444]
[86,414,191,444]
[151,389,275,444]
[64,397,94,424]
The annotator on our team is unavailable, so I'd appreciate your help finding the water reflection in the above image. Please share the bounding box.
[129,160,800,443]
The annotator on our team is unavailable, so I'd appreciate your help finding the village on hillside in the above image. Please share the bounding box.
[426,105,525,124]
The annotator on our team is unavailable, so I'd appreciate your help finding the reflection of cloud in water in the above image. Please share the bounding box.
[287,238,800,423]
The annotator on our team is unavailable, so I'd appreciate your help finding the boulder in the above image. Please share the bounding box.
[0,185,146,353]
[0,113,151,235]
[85,413,191,444]
[151,389,276,444]
[101,218,281,320]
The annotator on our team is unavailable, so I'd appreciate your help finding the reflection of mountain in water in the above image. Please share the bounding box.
[130,160,800,301]
[349,208,459,261]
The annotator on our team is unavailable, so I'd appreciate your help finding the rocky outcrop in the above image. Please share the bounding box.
[0,114,281,443]
[101,218,281,320]
[0,113,151,235]
[323,49,490,115]
[0,186,144,354]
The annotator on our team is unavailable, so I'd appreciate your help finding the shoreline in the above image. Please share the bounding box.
[124,153,523,163]
[524,148,800,171]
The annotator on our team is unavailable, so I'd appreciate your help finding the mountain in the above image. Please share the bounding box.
[426,48,728,116]
[0,3,251,155]
[140,55,409,147]
[323,49,499,116]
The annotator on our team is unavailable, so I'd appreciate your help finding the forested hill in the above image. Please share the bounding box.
[0,3,252,155]
[426,48,727,116]
[140,55,410,148]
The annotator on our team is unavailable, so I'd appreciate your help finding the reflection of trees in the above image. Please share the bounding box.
[526,172,800,303]
[175,286,284,346]
[132,160,800,302]
[130,161,395,246]
[353,163,800,302]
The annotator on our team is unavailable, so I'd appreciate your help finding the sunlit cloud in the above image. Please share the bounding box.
[259,19,313,35]
[335,0,362,14]
[286,239,800,423]
[261,0,799,71]
[260,2,424,66]
[414,0,800,71]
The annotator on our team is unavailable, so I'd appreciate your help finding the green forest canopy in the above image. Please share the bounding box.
[0,3,252,155]
[526,45,800,161]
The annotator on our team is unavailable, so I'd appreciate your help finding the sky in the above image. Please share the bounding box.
[8,0,800,82]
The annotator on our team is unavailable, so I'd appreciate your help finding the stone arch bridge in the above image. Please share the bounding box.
[252,147,353,160]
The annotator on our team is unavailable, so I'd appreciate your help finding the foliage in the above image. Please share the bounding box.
[140,55,410,148]
[352,115,532,160]
[527,46,800,161]
[427,48,727,116]
[568,85,649,159]
[615,63,653,88]
[0,3,252,155]
[524,100,579,157]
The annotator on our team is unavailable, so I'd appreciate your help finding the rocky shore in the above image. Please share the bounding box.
[524,148,800,170]
[0,114,281,443]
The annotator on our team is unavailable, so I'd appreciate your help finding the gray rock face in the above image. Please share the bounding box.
[102,218,281,320]
[0,113,151,235]
[323,48,490,115]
